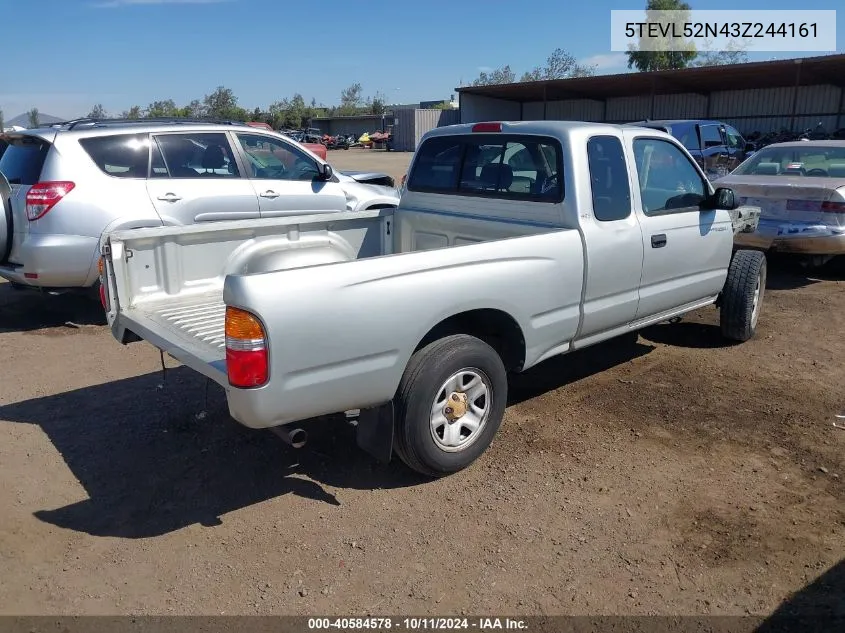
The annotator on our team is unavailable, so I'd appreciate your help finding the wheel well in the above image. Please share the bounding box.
[415,309,526,372]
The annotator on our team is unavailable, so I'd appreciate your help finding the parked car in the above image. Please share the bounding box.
[101,120,763,477]
[0,119,399,296]
[627,119,755,179]
[303,128,323,144]
[716,140,845,266]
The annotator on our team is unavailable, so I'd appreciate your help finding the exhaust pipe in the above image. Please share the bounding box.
[271,426,308,449]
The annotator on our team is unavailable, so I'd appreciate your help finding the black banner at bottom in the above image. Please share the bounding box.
[0,616,843,633]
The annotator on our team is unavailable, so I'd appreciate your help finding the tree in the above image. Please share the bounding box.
[147,100,179,118]
[122,105,142,119]
[179,99,205,118]
[626,0,697,72]
[0,108,4,132]
[520,48,596,81]
[691,38,750,67]
[370,91,386,115]
[472,65,516,86]
[203,86,242,119]
[338,82,363,115]
[430,101,453,110]
[87,104,107,119]
[27,108,40,128]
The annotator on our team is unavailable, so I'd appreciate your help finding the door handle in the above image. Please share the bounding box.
[651,234,667,248]
[260,190,280,199]
[156,193,182,202]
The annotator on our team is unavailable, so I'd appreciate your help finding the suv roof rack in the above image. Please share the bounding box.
[64,117,249,130]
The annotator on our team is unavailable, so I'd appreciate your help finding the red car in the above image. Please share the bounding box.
[246,121,327,161]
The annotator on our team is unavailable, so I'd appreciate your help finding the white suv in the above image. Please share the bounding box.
[0,118,399,295]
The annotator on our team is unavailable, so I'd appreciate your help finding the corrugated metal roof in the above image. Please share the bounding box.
[455,54,845,102]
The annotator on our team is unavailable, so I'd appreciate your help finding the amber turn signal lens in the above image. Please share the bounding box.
[97,257,104,276]
[225,306,265,340]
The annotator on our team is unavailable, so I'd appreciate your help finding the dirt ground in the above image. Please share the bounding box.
[328,147,412,184]
[0,151,843,619]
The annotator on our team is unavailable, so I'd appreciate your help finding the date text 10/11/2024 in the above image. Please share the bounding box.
[307,618,528,630]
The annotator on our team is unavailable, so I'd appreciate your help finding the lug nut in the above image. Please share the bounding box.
[444,407,453,415]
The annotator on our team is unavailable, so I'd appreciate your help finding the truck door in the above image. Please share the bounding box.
[575,134,645,341]
[626,133,733,321]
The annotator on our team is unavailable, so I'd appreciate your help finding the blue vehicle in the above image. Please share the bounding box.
[627,119,756,179]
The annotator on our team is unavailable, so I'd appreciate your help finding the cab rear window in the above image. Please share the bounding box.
[0,137,50,185]
[407,134,563,202]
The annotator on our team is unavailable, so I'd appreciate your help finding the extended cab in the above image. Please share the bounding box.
[101,121,763,477]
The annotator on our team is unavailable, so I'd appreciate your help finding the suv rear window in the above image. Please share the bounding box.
[408,134,563,202]
[79,133,150,178]
[0,136,50,185]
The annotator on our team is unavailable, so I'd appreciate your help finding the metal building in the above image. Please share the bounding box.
[456,54,845,136]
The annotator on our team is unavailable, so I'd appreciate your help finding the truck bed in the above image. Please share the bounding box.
[104,210,393,383]
[119,292,228,381]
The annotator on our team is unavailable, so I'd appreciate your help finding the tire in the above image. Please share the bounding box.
[394,334,507,477]
[720,249,766,342]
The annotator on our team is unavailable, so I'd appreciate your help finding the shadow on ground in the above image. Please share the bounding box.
[755,558,845,632]
[0,283,106,333]
[639,321,729,350]
[0,337,655,539]
[764,254,845,291]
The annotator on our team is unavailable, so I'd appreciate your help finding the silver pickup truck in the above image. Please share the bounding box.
[101,121,763,477]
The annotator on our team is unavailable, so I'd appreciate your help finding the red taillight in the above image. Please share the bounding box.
[99,283,107,310]
[26,181,75,221]
[225,307,268,388]
[472,122,502,133]
[821,200,845,213]
[400,173,407,187]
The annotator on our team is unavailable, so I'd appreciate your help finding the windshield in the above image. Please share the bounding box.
[732,144,845,178]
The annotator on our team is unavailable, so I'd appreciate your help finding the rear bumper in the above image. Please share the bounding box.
[734,220,845,255]
[0,233,100,288]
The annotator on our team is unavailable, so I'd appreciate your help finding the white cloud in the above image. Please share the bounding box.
[92,0,232,8]
[579,53,628,72]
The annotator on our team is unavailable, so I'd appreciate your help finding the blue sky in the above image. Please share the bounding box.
[2,0,843,119]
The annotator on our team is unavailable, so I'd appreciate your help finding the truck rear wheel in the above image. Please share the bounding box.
[394,334,507,477]
[720,249,766,342]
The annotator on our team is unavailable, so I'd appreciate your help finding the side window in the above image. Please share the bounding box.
[699,125,723,149]
[79,133,150,179]
[678,129,700,151]
[633,138,707,216]
[587,136,631,222]
[235,133,319,181]
[725,126,742,149]
[153,132,240,179]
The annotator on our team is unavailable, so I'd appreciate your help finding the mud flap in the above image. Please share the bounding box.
[356,403,394,463]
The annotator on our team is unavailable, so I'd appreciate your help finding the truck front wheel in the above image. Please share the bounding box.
[394,334,507,477]
[720,249,767,342]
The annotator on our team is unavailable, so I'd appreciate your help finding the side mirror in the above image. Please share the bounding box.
[317,162,333,181]
[703,187,738,210]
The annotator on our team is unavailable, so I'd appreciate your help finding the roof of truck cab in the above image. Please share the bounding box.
[423,120,674,140]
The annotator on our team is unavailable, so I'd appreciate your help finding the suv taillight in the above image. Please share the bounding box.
[26,181,75,221]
